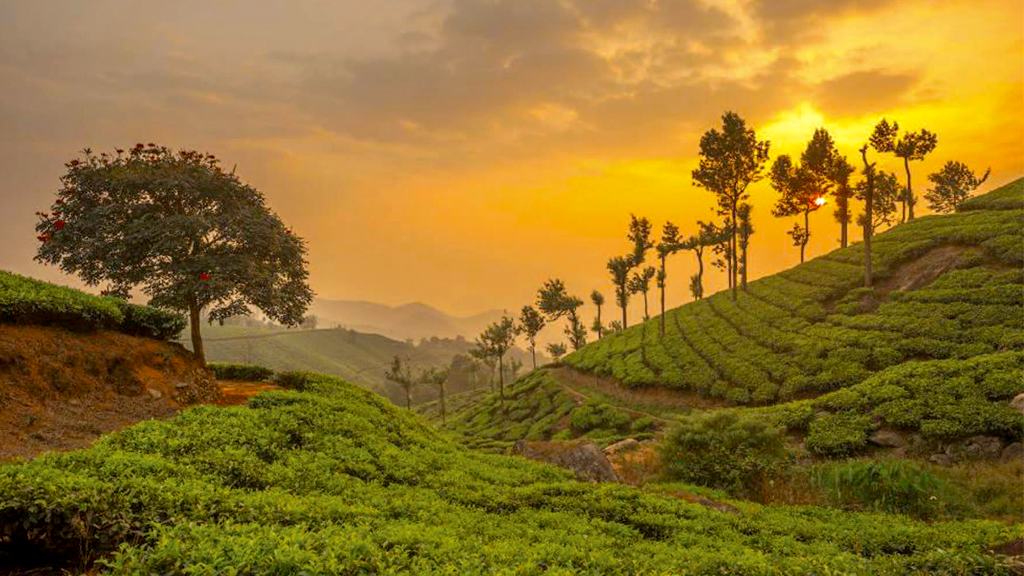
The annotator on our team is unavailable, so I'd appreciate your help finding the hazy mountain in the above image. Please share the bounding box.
[309,298,505,342]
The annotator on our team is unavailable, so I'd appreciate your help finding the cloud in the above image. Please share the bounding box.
[812,69,920,118]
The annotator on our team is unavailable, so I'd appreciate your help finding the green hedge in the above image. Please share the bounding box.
[958,177,1023,212]
[208,363,275,382]
[0,271,185,341]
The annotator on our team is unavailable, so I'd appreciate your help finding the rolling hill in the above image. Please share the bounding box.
[446,178,1024,464]
[309,298,504,342]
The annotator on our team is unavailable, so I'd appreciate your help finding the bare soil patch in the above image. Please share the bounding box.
[550,366,733,417]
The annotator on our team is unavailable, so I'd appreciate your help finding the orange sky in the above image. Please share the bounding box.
[0,0,1021,324]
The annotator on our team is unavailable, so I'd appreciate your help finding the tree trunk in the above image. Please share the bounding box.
[439,382,446,424]
[731,203,738,300]
[741,242,748,289]
[530,343,536,370]
[904,157,915,221]
[188,299,206,366]
[596,304,603,339]
[659,256,666,337]
[498,355,505,419]
[801,209,810,263]
[621,301,627,330]
[860,146,875,287]
[405,386,411,410]
[696,250,704,300]
[642,291,649,321]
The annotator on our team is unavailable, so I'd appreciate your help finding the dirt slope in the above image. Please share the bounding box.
[0,325,219,461]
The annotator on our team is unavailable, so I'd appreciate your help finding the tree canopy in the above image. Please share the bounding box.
[925,161,990,213]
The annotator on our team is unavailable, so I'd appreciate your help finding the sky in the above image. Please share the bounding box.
[0,0,1021,323]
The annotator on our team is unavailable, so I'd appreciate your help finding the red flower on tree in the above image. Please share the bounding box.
[200,273,211,281]
[53,220,67,230]
[37,233,51,243]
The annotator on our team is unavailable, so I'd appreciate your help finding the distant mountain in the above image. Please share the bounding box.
[309,298,505,342]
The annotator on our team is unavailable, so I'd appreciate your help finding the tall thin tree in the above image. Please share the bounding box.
[628,266,656,321]
[607,255,632,328]
[656,221,682,337]
[869,119,938,221]
[537,278,586,350]
[476,316,516,417]
[589,290,605,339]
[516,305,545,370]
[737,203,754,289]
[858,144,878,287]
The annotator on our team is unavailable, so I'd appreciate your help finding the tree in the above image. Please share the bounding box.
[300,315,318,330]
[771,129,836,263]
[34,145,312,366]
[508,357,523,381]
[628,266,656,321]
[737,203,754,289]
[385,355,415,410]
[925,161,990,213]
[692,112,770,300]
[656,221,682,337]
[468,345,497,392]
[537,279,587,350]
[831,156,856,248]
[857,144,878,287]
[476,316,516,416]
[546,342,567,362]
[856,170,900,234]
[627,214,655,266]
[607,320,623,333]
[606,255,633,328]
[869,119,938,221]
[681,221,727,300]
[589,290,605,339]
[516,305,545,370]
[418,366,450,424]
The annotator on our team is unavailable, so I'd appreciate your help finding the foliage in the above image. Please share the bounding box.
[856,170,900,232]
[925,161,991,213]
[536,278,586,350]
[208,362,275,382]
[959,177,1023,211]
[33,144,313,363]
[812,460,960,519]
[516,305,545,367]
[869,119,938,220]
[0,270,184,340]
[661,411,791,497]
[546,343,567,361]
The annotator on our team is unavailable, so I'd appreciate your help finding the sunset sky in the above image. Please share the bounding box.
[0,0,1021,323]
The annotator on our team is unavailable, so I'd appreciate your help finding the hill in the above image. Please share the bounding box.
[310,297,504,342]
[2,371,1020,574]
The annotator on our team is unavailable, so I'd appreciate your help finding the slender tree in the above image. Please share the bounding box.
[607,255,632,328]
[692,112,771,300]
[831,156,856,248]
[628,266,656,321]
[770,136,833,264]
[419,366,450,424]
[857,144,878,287]
[33,144,313,365]
[656,221,682,337]
[468,346,497,392]
[869,119,938,221]
[589,290,605,339]
[385,355,415,410]
[737,203,754,289]
[537,278,586,350]
[628,214,655,265]
[681,221,726,300]
[856,170,900,235]
[516,305,545,370]
[925,161,990,213]
[476,316,516,416]
[546,342,567,362]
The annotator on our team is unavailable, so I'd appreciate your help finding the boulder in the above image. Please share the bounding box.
[966,435,1004,459]
[604,438,640,456]
[512,439,619,483]
[1001,442,1024,463]
[1011,393,1024,415]
[928,453,952,466]
[867,429,904,448]
[146,388,163,399]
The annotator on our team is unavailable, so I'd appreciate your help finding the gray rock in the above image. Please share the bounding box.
[512,439,619,483]
[966,435,1004,458]
[929,453,952,466]
[146,388,163,399]
[604,438,640,455]
[1001,442,1024,463]
[1011,393,1024,415]
[868,429,904,448]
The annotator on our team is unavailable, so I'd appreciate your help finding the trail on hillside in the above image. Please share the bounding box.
[547,367,684,426]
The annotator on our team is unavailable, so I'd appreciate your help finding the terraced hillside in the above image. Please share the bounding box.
[3,371,1021,575]
[567,179,1022,406]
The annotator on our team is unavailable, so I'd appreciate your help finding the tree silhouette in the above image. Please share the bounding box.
[546,342,567,362]
[537,278,586,350]
[692,112,770,300]
[857,143,879,287]
[627,214,655,265]
[418,365,449,424]
[656,221,682,337]
[385,355,415,409]
[33,145,313,365]
[856,170,900,234]
[681,221,726,300]
[476,315,516,416]
[468,346,497,392]
[628,266,656,321]
[589,290,605,339]
[831,156,856,248]
[925,161,990,213]
[516,305,545,370]
[737,204,754,289]
[771,129,837,263]
[869,119,938,221]
[607,255,633,328]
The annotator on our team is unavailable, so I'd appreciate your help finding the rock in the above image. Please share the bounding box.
[604,438,640,456]
[867,429,904,448]
[512,439,619,483]
[928,453,952,466]
[146,388,163,399]
[1001,442,1024,463]
[966,435,1004,459]
[174,380,190,389]
[1011,393,1024,415]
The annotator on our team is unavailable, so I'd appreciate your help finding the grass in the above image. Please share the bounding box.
[1,372,1021,575]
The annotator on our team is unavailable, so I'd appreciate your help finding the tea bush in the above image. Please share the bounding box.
[209,362,275,382]
[813,460,963,519]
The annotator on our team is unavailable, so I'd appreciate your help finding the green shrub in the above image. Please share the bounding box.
[274,371,321,391]
[568,401,630,435]
[813,460,964,520]
[805,413,872,457]
[209,363,275,382]
[115,301,186,341]
[661,411,792,497]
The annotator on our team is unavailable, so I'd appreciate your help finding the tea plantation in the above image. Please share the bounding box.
[2,371,1021,575]
[565,178,1023,410]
